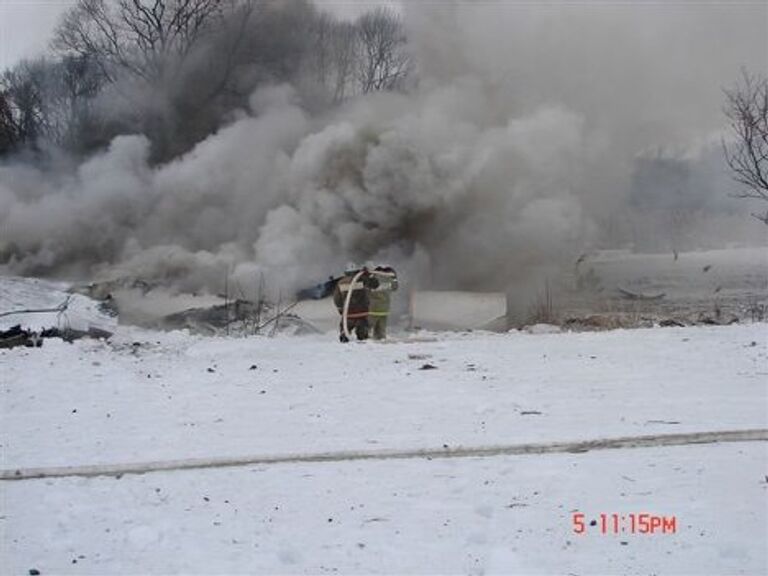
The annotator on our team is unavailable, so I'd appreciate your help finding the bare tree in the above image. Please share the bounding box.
[723,70,768,224]
[0,56,104,155]
[0,62,47,148]
[309,12,358,103]
[51,0,273,160]
[311,11,334,88]
[0,90,18,155]
[331,21,358,102]
[53,54,106,152]
[53,0,225,85]
[355,7,410,94]
[9,0,413,159]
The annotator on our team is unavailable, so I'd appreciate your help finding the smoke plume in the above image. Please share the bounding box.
[1,1,766,298]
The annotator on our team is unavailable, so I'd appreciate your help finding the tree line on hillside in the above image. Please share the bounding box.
[0,0,411,162]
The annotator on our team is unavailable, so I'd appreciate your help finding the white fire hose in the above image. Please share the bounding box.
[342,269,366,340]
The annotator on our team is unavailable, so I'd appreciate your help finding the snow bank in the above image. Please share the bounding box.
[0,276,117,334]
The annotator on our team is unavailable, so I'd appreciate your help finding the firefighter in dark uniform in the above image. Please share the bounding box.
[332,263,379,342]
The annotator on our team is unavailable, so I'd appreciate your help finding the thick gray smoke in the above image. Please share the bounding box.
[1,1,766,297]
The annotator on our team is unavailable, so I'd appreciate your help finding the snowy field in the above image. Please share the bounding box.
[2,319,767,574]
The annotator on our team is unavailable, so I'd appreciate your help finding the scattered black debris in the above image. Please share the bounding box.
[29,570,40,576]
[520,410,542,416]
[702,265,712,273]
[620,541,628,546]
[645,420,681,425]
[0,323,113,349]
[697,314,737,326]
[203,496,210,502]
[419,363,438,370]
[0,325,42,349]
[563,315,624,331]
[207,367,216,373]
[249,364,258,370]
[590,519,597,526]
[44,326,113,342]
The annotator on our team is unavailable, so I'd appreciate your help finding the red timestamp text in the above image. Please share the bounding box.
[572,512,677,535]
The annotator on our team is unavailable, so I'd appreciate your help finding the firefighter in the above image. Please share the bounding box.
[333,263,378,342]
[368,265,398,340]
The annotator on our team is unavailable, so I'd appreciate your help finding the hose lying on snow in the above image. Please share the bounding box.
[3,429,765,481]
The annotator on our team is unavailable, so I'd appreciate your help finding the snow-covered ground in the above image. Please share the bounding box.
[0,276,117,334]
[2,317,767,574]
[4,442,765,575]
[584,246,768,300]
[1,324,767,468]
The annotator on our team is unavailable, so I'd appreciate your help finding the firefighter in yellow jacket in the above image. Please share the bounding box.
[368,265,398,340]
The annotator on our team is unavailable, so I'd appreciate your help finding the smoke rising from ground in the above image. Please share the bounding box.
[1,1,766,297]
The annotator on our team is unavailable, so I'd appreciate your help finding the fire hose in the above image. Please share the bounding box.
[341,268,366,341]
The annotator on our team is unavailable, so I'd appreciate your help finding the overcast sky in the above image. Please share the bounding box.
[0,0,400,72]
[0,0,73,70]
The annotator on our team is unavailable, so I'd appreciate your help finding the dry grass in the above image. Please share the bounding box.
[526,280,559,325]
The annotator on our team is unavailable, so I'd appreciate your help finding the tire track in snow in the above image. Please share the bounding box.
[2,428,766,481]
